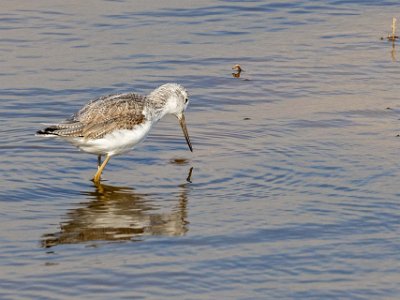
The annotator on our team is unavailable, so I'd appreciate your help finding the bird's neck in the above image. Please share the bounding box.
[144,95,168,122]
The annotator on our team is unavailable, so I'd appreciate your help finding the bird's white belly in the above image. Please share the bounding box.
[70,122,152,156]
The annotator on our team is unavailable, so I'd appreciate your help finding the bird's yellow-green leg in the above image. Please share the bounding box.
[97,155,102,170]
[93,154,111,183]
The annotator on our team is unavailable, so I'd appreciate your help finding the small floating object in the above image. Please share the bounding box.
[232,64,243,78]
[232,64,242,72]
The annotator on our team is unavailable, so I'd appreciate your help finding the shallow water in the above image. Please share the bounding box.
[1,1,400,299]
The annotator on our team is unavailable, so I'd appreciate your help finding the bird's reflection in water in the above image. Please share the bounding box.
[42,169,192,248]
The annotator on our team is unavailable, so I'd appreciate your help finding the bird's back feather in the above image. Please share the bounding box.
[36,93,147,139]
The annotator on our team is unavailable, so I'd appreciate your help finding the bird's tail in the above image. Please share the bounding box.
[36,121,84,137]
[36,125,60,136]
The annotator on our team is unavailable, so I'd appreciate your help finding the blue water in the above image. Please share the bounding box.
[1,1,400,299]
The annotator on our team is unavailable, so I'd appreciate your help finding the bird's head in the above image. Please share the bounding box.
[149,83,192,152]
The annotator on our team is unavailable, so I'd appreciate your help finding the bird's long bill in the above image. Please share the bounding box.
[179,114,193,152]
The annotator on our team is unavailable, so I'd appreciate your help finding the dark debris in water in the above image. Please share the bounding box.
[170,158,190,165]
[380,35,399,41]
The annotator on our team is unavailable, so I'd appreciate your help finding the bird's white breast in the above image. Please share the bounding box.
[70,121,153,156]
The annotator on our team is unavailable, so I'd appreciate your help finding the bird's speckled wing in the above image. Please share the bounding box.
[40,93,147,139]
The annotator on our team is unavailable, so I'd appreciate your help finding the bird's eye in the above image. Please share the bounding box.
[185,98,189,104]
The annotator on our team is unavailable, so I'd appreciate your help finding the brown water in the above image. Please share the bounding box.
[1,1,400,299]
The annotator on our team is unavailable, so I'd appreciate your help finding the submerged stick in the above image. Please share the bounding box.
[392,17,397,37]
[387,17,398,41]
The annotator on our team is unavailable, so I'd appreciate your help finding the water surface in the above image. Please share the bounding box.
[1,1,400,299]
